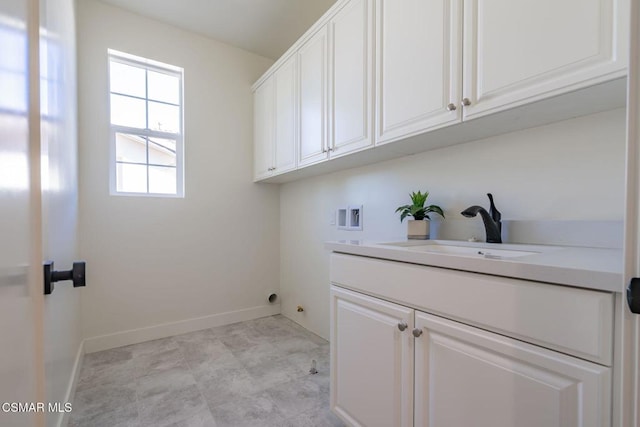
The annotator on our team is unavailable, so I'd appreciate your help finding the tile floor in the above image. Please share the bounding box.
[70,315,344,427]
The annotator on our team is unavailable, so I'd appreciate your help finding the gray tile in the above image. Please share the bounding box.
[76,357,138,392]
[282,405,345,427]
[276,317,329,345]
[209,321,251,337]
[73,383,137,419]
[298,343,330,375]
[82,347,134,370]
[138,384,208,427]
[197,366,262,406]
[162,409,216,427]
[72,316,332,427]
[267,334,319,356]
[136,366,197,400]
[184,341,245,381]
[126,337,179,358]
[175,336,237,368]
[68,402,138,427]
[231,341,283,369]
[307,372,331,398]
[247,316,302,339]
[209,392,286,427]
[218,330,266,351]
[266,377,324,419]
[173,328,218,346]
[136,347,188,378]
[245,352,311,390]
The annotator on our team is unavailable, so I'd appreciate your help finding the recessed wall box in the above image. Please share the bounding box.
[348,205,363,230]
[337,208,348,229]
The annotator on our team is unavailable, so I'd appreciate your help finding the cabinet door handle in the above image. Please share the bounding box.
[412,328,423,338]
[397,322,408,332]
[322,148,328,153]
[446,103,457,111]
[462,98,471,106]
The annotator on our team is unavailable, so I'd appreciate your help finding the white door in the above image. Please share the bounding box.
[330,286,414,427]
[274,55,297,174]
[253,77,275,180]
[621,0,640,425]
[375,0,462,145]
[40,0,80,425]
[298,27,329,167]
[328,0,374,157]
[414,312,611,427]
[462,0,629,120]
[0,0,45,425]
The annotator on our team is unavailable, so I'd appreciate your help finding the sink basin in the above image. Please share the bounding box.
[378,240,543,259]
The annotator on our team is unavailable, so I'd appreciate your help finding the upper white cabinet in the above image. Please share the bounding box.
[253,0,628,182]
[462,0,629,119]
[329,0,374,156]
[375,0,462,145]
[298,27,329,168]
[254,77,275,180]
[253,55,298,181]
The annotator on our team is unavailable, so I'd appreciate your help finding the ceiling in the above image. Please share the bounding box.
[99,0,338,59]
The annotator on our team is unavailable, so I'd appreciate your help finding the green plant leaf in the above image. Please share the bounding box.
[425,205,445,219]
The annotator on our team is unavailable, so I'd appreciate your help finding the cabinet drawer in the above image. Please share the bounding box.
[330,253,614,365]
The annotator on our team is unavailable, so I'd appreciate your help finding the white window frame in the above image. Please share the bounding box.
[108,49,184,197]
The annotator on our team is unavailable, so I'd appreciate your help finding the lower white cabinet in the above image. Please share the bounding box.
[330,286,414,427]
[330,285,611,427]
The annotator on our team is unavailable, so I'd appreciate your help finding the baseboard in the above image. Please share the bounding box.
[57,340,85,427]
[83,304,281,353]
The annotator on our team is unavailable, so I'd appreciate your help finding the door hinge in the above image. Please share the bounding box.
[627,277,640,314]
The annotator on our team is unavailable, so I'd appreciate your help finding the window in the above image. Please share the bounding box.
[108,50,184,196]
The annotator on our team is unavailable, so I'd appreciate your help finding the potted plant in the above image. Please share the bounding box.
[396,191,445,239]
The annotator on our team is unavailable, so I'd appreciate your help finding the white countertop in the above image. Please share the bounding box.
[325,239,623,293]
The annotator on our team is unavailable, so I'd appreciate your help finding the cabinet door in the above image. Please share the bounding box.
[330,286,414,427]
[273,55,297,175]
[298,27,329,167]
[376,0,462,145]
[329,0,374,157]
[414,311,611,427]
[253,77,275,180]
[462,0,629,120]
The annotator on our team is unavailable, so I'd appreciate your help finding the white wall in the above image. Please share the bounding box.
[280,108,627,339]
[41,0,82,424]
[77,0,279,349]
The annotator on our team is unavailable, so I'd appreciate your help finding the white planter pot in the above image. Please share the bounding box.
[407,220,430,240]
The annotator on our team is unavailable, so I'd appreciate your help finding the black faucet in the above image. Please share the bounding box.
[461,193,502,243]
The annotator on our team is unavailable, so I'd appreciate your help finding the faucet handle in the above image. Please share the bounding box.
[487,193,501,223]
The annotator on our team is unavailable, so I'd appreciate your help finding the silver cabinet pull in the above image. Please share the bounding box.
[447,103,457,111]
[412,328,423,338]
[462,98,471,106]
[398,322,408,332]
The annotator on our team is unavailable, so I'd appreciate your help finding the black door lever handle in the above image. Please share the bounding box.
[628,277,640,314]
[44,261,86,295]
